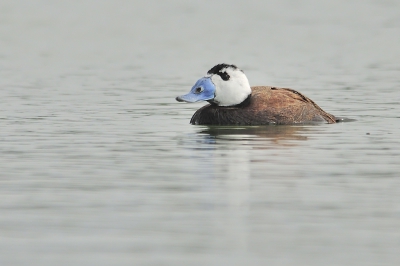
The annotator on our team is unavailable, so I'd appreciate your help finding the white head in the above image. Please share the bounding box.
[176,64,252,106]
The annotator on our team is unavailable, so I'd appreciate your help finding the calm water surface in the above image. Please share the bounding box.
[0,0,400,265]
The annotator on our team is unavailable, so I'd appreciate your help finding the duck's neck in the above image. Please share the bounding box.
[208,94,252,108]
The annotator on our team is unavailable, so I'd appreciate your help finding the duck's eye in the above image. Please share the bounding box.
[194,87,203,94]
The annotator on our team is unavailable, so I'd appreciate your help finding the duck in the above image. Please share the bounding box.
[176,63,337,125]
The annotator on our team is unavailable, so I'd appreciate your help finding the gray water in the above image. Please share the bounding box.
[1,0,400,265]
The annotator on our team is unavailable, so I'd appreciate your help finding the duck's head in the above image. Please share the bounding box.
[176,63,251,107]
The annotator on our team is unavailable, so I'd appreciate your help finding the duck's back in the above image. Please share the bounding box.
[190,86,336,125]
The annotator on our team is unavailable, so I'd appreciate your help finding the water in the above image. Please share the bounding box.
[1,0,400,265]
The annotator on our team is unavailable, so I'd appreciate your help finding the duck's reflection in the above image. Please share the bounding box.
[177,125,317,249]
[197,125,310,146]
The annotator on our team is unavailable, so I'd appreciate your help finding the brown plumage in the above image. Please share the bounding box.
[190,86,336,125]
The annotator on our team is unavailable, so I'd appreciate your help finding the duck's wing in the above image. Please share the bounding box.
[251,86,337,124]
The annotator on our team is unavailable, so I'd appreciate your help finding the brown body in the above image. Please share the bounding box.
[190,86,337,125]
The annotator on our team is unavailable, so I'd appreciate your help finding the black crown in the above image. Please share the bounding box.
[207,63,239,81]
